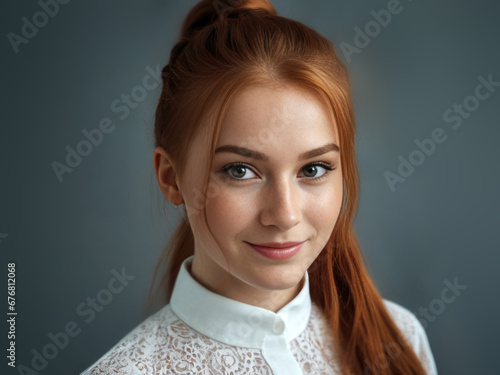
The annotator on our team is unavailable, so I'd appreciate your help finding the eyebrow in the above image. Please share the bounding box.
[214,143,339,161]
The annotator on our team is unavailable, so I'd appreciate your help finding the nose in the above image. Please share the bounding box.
[259,178,302,231]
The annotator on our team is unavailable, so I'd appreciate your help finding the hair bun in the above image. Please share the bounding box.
[181,0,276,39]
[234,0,276,14]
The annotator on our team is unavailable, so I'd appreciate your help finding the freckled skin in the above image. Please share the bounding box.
[181,84,343,312]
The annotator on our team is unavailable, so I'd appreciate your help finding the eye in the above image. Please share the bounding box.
[220,163,258,181]
[220,162,335,182]
[299,162,334,181]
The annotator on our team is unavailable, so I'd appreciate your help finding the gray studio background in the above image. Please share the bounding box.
[1,0,498,374]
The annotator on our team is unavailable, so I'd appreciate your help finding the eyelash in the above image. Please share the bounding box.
[219,162,335,183]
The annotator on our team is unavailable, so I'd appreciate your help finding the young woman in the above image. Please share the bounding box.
[81,0,437,374]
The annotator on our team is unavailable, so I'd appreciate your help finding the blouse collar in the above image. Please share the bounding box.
[170,255,312,349]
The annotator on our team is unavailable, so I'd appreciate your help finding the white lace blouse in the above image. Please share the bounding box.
[80,256,438,374]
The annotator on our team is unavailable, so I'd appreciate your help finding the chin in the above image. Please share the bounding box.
[244,264,306,291]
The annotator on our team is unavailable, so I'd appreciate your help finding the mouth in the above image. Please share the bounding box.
[245,240,306,260]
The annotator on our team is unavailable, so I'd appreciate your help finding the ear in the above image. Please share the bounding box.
[153,147,184,205]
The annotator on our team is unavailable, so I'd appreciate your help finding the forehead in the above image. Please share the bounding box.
[216,84,339,147]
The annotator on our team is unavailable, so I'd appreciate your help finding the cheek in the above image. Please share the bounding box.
[206,189,254,241]
[308,182,343,239]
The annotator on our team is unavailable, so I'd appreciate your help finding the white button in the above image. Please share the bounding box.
[273,318,285,334]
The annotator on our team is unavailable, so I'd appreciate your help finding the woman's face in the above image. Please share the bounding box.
[180,84,343,309]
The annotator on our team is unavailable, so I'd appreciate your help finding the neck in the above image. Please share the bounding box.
[189,258,305,313]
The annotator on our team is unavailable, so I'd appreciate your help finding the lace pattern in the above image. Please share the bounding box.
[82,301,436,375]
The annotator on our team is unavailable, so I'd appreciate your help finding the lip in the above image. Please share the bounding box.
[245,240,305,260]
[249,241,305,248]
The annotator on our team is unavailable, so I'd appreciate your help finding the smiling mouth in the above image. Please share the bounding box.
[246,241,305,248]
[245,241,305,260]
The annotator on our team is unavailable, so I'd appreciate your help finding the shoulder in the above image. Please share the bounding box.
[382,298,426,349]
[382,299,421,340]
[79,304,181,375]
[382,298,438,375]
